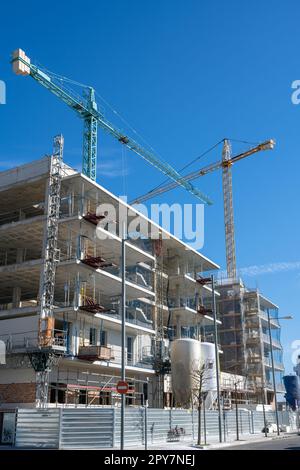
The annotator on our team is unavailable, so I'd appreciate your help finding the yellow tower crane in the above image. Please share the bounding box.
[131,139,275,278]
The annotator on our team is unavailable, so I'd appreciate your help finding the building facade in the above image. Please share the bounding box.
[0,154,219,408]
[216,278,284,404]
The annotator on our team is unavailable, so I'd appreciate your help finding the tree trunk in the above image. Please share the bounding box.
[197,404,202,445]
[197,398,202,445]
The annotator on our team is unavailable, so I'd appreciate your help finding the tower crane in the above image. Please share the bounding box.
[132,138,275,279]
[11,49,212,205]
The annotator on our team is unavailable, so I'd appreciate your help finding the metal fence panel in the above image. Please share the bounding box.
[114,408,144,446]
[15,408,60,448]
[14,407,298,449]
[59,408,114,449]
[252,410,276,433]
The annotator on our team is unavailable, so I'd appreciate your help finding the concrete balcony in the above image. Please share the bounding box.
[76,346,155,373]
[61,259,155,301]
[262,333,282,350]
[263,357,284,371]
[259,310,280,328]
[168,273,218,297]
[0,328,67,354]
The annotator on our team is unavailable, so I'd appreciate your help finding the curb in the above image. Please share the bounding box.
[204,432,298,450]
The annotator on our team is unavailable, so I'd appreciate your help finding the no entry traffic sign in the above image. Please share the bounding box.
[116,380,129,394]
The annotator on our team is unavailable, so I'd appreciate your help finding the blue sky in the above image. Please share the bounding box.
[1,0,300,373]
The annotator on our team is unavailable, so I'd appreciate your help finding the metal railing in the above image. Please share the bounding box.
[0,248,42,267]
[109,347,154,370]
[259,310,280,327]
[262,333,282,349]
[0,329,67,352]
[0,205,44,227]
[263,357,284,371]
[168,297,197,310]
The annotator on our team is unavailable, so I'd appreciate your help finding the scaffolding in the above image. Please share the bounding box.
[152,237,168,407]
[29,135,66,407]
[216,279,284,404]
[48,369,146,407]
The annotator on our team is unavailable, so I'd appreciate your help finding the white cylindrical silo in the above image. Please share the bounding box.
[170,339,217,406]
[199,341,217,392]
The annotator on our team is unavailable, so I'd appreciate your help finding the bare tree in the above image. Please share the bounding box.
[191,359,214,446]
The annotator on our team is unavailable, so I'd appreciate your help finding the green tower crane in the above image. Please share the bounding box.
[11,48,212,205]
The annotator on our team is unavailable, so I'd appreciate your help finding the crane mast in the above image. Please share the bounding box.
[82,87,98,181]
[222,139,236,279]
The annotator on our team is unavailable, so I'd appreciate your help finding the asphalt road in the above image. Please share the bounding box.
[224,435,300,450]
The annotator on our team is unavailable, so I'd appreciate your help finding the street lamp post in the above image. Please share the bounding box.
[234,381,239,441]
[261,385,268,438]
[211,274,222,443]
[266,313,292,437]
[120,225,127,450]
[144,378,149,451]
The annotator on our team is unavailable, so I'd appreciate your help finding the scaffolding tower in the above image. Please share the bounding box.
[29,135,65,407]
[152,237,167,407]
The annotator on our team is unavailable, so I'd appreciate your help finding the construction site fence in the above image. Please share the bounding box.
[10,407,298,449]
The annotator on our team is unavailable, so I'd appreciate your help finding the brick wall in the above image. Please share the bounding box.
[0,383,36,403]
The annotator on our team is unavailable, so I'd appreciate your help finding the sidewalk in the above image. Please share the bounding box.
[203,432,298,450]
[127,432,298,451]
[1,432,297,451]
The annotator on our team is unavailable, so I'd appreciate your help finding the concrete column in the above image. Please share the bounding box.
[12,286,21,308]
[176,314,181,338]
[16,248,24,264]
[76,235,84,260]
[75,273,81,308]
[176,284,180,307]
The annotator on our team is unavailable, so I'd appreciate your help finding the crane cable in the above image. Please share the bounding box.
[141,139,224,198]
[35,62,166,186]
[121,145,128,197]
[137,136,264,199]
[33,63,262,197]
[94,90,166,162]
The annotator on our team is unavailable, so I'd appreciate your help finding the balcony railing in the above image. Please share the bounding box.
[77,344,154,370]
[262,333,282,349]
[125,268,153,291]
[264,381,285,392]
[259,310,280,327]
[0,329,67,352]
[168,297,197,310]
[109,347,154,370]
[0,205,44,227]
[263,357,284,371]
[0,249,42,267]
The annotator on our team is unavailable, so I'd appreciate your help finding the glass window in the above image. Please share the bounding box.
[99,330,107,346]
[127,336,133,363]
[89,327,96,345]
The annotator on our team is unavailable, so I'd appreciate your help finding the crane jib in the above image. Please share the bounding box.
[11,49,213,204]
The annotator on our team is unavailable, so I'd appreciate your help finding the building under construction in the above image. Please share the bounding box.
[0,136,285,411]
[0,144,224,409]
[216,278,284,405]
